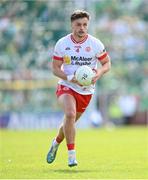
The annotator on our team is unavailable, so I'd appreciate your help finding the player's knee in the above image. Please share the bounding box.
[65,111,76,120]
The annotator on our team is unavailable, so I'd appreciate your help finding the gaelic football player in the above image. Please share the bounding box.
[47,10,111,167]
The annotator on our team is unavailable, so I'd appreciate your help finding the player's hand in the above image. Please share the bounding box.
[92,69,103,84]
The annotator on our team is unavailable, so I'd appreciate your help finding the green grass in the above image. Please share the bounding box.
[0,126,148,179]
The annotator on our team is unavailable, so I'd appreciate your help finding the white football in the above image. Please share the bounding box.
[75,65,95,86]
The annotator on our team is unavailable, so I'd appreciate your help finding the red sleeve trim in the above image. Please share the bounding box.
[53,55,63,61]
[98,52,108,61]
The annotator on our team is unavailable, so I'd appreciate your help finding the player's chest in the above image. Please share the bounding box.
[63,44,95,57]
[62,44,96,65]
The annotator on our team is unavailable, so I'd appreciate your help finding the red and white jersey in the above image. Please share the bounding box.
[52,33,107,95]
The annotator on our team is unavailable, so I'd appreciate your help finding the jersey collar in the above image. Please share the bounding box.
[70,34,88,44]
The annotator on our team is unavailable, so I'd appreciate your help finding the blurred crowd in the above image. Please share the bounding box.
[0,0,147,121]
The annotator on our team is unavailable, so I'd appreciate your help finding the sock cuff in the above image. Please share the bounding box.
[67,143,75,150]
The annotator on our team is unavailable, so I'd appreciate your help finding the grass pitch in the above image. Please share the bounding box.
[0,126,148,179]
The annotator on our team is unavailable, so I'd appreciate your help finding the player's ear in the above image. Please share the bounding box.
[71,21,74,29]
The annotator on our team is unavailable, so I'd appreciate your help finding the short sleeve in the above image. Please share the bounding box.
[52,40,63,61]
[95,40,108,61]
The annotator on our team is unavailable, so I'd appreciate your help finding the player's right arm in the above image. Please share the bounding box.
[52,59,67,80]
[52,40,78,83]
[51,40,68,81]
[52,58,78,83]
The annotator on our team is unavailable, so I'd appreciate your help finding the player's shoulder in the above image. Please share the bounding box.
[56,34,71,45]
[88,34,105,50]
[88,34,103,44]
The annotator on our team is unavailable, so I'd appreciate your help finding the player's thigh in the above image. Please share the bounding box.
[58,94,76,114]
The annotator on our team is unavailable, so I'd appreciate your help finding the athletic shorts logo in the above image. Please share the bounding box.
[63,87,70,91]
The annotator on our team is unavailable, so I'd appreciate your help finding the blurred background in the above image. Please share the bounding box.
[0,0,147,129]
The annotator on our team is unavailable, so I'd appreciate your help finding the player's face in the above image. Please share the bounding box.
[71,17,89,38]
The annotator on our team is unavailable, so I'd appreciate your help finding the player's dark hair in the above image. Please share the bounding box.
[71,10,90,22]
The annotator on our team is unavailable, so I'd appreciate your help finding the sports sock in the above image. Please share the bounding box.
[68,149,76,160]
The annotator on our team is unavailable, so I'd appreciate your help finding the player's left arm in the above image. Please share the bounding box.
[92,54,111,84]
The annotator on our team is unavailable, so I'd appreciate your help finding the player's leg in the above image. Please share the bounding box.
[46,114,82,164]
[48,85,83,149]
[55,112,82,145]
[66,112,82,167]
[60,94,76,144]
[47,93,82,165]
[57,94,78,166]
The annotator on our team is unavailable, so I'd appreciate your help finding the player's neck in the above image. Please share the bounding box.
[71,33,88,44]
